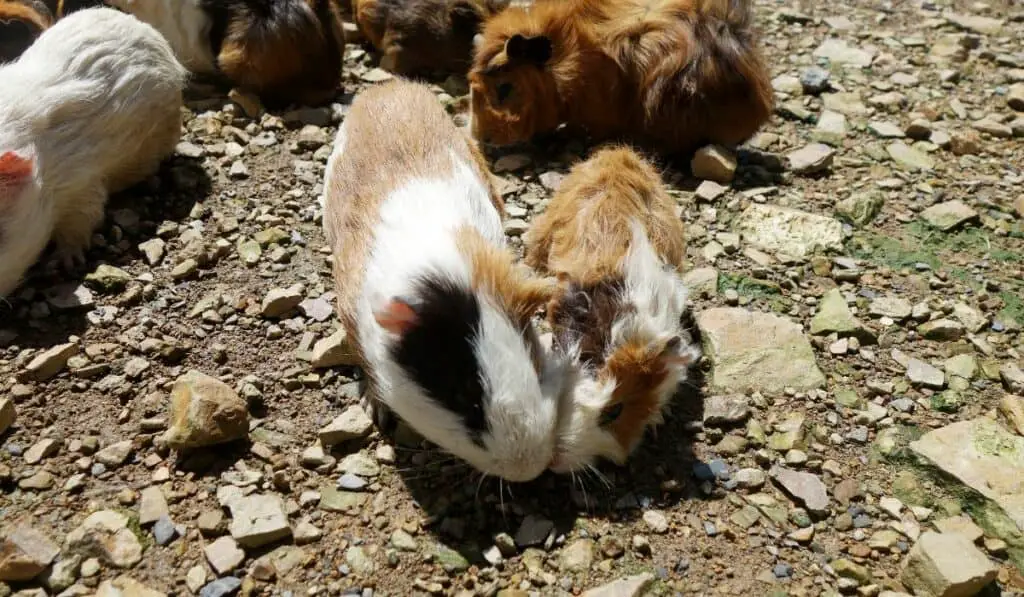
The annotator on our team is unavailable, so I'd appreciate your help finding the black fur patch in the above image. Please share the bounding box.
[390,272,489,447]
[0,18,38,64]
[549,277,631,369]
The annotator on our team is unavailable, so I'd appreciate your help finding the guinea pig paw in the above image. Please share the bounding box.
[55,245,88,271]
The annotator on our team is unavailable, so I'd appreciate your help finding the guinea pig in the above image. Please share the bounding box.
[352,0,510,76]
[322,78,576,483]
[523,146,701,473]
[467,0,774,157]
[0,7,185,297]
[0,0,52,63]
[103,0,347,107]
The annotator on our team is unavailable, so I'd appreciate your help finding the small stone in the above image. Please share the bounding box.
[94,577,165,597]
[901,531,997,597]
[835,192,884,227]
[906,358,945,389]
[770,467,829,515]
[22,343,80,382]
[162,370,249,449]
[800,66,831,94]
[921,200,978,231]
[813,110,847,145]
[810,288,863,336]
[226,494,291,548]
[887,142,934,171]
[64,511,143,568]
[1008,84,1024,111]
[318,406,373,445]
[813,38,875,67]
[152,516,177,546]
[934,516,984,543]
[515,515,554,548]
[833,558,872,585]
[702,395,750,427]
[84,265,132,293]
[292,519,322,545]
[310,328,359,368]
[199,577,242,597]
[204,536,245,575]
[869,296,912,320]
[868,121,905,138]
[337,473,367,491]
[734,468,766,490]
[260,284,304,318]
[0,525,61,581]
[138,487,169,526]
[0,399,14,436]
[581,573,655,597]
[642,510,669,534]
[787,143,835,174]
[695,180,727,201]
[137,239,166,266]
[24,439,59,464]
[998,395,1024,436]
[558,539,595,572]
[94,440,132,467]
[345,546,375,576]
[691,145,736,183]
[389,530,417,552]
[944,354,977,380]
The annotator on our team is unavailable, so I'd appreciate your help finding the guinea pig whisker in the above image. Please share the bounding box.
[586,463,613,489]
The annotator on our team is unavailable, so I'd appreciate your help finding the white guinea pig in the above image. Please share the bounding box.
[0,7,185,298]
[322,78,576,483]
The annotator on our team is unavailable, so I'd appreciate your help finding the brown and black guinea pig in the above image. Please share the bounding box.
[352,0,511,76]
[0,0,52,63]
[104,0,348,107]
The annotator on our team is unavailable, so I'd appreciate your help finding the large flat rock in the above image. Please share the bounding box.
[696,308,825,394]
[734,204,844,258]
[910,418,1024,569]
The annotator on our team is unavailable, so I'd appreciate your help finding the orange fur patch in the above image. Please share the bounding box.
[469,0,773,154]
[600,336,672,453]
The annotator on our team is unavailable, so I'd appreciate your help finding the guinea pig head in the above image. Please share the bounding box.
[373,230,575,482]
[468,23,562,146]
[377,0,491,75]
[0,149,45,298]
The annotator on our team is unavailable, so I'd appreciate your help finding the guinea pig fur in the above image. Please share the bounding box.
[523,146,701,473]
[352,0,510,76]
[104,0,347,107]
[467,0,774,156]
[323,79,575,483]
[0,7,185,298]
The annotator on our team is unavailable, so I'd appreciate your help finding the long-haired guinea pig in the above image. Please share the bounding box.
[352,0,510,76]
[103,0,346,107]
[0,7,185,298]
[322,78,576,483]
[523,146,701,473]
[467,0,773,156]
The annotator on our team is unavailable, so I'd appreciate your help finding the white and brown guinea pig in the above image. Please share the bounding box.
[351,0,510,76]
[104,0,346,107]
[0,7,185,297]
[468,0,774,157]
[523,146,701,473]
[322,78,576,483]
[0,0,117,64]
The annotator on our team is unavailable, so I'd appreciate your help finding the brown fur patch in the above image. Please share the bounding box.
[601,336,672,453]
[468,0,773,155]
[323,79,503,376]
[524,144,685,287]
[354,0,510,75]
[216,0,347,107]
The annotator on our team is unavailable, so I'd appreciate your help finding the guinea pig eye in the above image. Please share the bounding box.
[599,402,624,427]
[496,82,514,103]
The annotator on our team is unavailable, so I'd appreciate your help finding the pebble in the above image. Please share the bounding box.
[162,370,249,449]
[319,406,373,445]
[199,577,242,597]
[152,516,177,546]
[691,145,736,183]
[205,536,245,575]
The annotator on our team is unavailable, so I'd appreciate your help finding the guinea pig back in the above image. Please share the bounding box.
[323,79,574,483]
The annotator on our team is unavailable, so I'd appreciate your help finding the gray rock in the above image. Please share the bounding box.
[199,577,242,597]
[389,530,417,552]
[887,142,935,171]
[260,284,304,318]
[835,192,884,227]
[152,516,177,546]
[918,319,965,342]
[162,370,249,450]
[943,11,1004,35]
[21,343,80,382]
[94,576,165,597]
[204,536,245,575]
[84,265,132,293]
[735,203,843,258]
[906,358,945,389]
[226,494,291,548]
[1003,363,1024,394]
[0,398,14,436]
[810,288,863,336]
[734,468,766,490]
[345,546,375,576]
[770,467,830,515]
[921,200,978,231]
[0,525,61,581]
[901,531,997,597]
[642,510,669,534]
[786,143,835,174]
[869,296,913,320]
[340,452,380,477]
[138,487,170,526]
[868,121,905,138]
[559,539,595,572]
[515,515,554,548]
[703,395,750,427]
[44,283,95,311]
[138,239,166,266]
[697,308,825,393]
[800,67,830,94]
[318,406,373,446]
[581,573,656,597]
[911,419,1024,569]
[813,110,847,146]
[94,440,132,467]
[812,39,875,67]
[24,439,58,464]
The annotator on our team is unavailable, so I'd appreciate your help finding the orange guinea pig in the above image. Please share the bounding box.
[353,0,511,75]
[523,145,701,472]
[468,0,773,157]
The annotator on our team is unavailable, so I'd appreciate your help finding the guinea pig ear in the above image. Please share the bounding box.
[373,296,420,336]
[505,33,552,66]
[657,335,698,367]
[0,151,34,203]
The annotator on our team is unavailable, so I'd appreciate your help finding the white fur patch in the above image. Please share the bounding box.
[105,0,217,73]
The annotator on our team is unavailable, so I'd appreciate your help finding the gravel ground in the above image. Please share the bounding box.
[2,1,1024,596]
